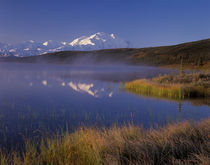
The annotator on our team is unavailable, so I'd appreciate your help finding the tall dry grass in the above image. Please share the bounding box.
[0,118,209,165]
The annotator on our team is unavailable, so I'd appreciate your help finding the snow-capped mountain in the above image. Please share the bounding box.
[0,32,131,57]
[69,32,131,50]
[0,42,10,57]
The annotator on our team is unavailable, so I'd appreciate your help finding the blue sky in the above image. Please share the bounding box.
[0,0,210,47]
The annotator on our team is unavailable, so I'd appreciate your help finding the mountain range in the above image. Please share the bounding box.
[0,32,131,57]
[1,38,209,70]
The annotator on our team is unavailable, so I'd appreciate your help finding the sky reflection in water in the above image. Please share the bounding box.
[0,63,209,149]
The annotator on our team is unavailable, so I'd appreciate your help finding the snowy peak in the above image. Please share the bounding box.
[70,32,108,46]
[69,32,130,50]
[69,36,91,46]
[43,41,49,46]
[110,34,115,39]
[0,32,131,57]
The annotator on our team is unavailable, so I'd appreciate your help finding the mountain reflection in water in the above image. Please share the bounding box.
[0,63,209,150]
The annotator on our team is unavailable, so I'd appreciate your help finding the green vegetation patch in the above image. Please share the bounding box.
[125,73,210,100]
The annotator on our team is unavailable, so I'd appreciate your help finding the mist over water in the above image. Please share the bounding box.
[0,62,209,150]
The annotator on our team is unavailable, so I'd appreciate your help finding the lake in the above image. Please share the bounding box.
[0,63,209,150]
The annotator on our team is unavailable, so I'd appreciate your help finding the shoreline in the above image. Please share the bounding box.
[125,73,210,100]
[0,118,209,165]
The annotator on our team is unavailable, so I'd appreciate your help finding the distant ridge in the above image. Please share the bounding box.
[0,38,210,70]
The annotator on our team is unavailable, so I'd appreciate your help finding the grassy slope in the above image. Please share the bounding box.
[0,119,209,165]
[1,39,210,70]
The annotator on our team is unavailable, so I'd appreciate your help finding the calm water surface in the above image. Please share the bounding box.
[0,63,209,149]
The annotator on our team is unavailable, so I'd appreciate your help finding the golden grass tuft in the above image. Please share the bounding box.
[0,119,209,165]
